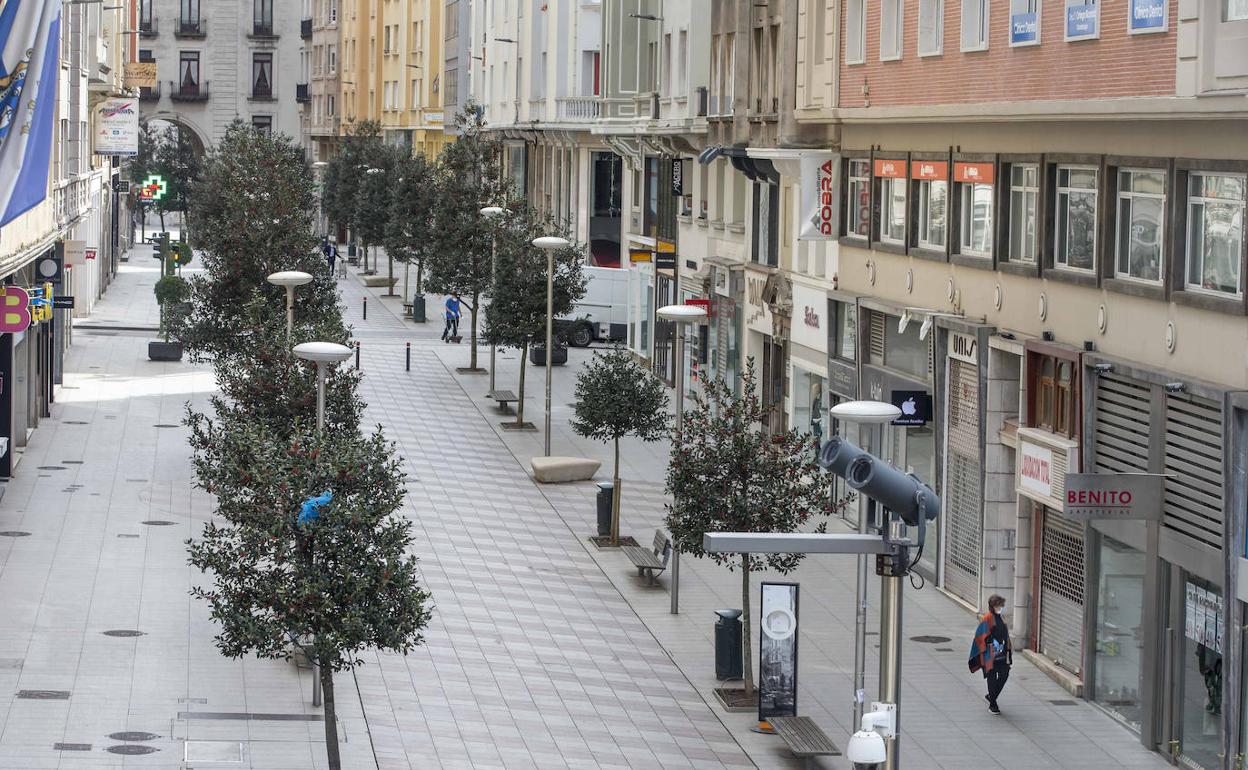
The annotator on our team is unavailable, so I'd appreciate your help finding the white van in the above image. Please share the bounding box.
[559,266,629,347]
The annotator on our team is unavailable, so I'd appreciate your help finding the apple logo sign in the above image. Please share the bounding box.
[901,398,918,416]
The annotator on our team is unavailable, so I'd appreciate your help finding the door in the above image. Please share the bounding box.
[1164,573,1224,769]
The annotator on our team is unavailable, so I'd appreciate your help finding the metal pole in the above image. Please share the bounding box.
[670,321,685,615]
[543,247,554,457]
[880,513,905,770]
[363,297,368,320]
[312,360,326,707]
[488,233,497,393]
[285,286,295,340]
[852,497,874,727]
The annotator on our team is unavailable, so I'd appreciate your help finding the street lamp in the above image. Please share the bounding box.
[532,235,569,457]
[481,206,505,394]
[292,340,352,708]
[656,302,707,615]
[267,271,313,340]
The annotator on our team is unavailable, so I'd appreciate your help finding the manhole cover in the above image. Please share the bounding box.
[0,531,31,537]
[153,424,179,429]
[141,521,175,526]
[64,421,89,425]
[102,630,145,638]
[909,635,951,644]
[106,745,157,755]
[108,731,159,742]
[17,690,70,699]
[53,743,92,751]
[37,466,67,471]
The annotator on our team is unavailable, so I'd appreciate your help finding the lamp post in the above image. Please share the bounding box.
[656,303,707,615]
[267,271,314,340]
[532,235,569,457]
[292,341,353,707]
[481,206,505,393]
[828,401,901,731]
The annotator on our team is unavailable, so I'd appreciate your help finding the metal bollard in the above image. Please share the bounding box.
[405,342,411,371]
[362,297,367,320]
[354,341,361,369]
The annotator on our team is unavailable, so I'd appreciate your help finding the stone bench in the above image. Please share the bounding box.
[360,275,398,288]
[530,456,600,483]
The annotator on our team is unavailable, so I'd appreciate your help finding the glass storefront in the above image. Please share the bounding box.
[791,366,826,463]
[1092,536,1147,731]
[1178,576,1223,770]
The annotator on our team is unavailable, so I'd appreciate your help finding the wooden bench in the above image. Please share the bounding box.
[768,716,841,768]
[487,389,518,413]
[621,530,671,586]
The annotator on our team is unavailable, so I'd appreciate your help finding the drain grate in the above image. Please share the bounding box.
[17,690,70,700]
[141,520,175,526]
[910,635,952,644]
[935,647,953,652]
[62,460,84,464]
[108,731,159,742]
[106,745,157,755]
[63,420,89,425]
[1049,699,1078,706]
[153,424,179,429]
[53,743,92,751]
[0,531,31,537]
[37,466,67,471]
[178,711,324,721]
[117,534,140,539]
[0,659,22,669]
[102,630,145,638]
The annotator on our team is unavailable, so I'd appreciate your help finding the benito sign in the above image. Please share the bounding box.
[1063,473,1165,521]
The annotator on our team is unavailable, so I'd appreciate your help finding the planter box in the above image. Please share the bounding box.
[529,344,568,367]
[148,340,183,361]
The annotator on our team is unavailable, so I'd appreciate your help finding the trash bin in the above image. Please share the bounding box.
[714,609,744,681]
[411,295,426,323]
[595,482,614,536]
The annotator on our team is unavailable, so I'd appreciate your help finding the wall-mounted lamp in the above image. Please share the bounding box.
[918,315,933,341]
[1092,362,1113,374]
[494,37,518,43]
[1164,382,1186,394]
[897,311,911,334]
[629,13,663,21]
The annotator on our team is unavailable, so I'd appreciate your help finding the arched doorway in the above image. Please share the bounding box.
[133,115,208,238]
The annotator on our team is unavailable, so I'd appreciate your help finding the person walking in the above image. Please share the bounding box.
[441,293,462,342]
[968,594,1012,715]
[326,241,338,276]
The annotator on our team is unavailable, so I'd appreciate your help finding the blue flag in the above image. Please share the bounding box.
[0,0,60,227]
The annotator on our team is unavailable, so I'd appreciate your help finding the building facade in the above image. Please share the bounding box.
[303,0,342,162]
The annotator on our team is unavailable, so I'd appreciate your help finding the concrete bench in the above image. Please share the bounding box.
[530,456,600,483]
[360,275,398,288]
[620,530,671,586]
[487,389,518,413]
[769,716,841,768]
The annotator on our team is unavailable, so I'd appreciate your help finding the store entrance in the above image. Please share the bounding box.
[1163,573,1223,769]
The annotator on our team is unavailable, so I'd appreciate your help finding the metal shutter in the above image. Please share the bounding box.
[1162,393,1223,551]
[1038,508,1085,675]
[869,310,885,365]
[943,357,981,605]
[1093,373,1151,475]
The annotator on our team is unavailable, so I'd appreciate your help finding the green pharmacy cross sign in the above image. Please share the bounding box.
[139,175,168,201]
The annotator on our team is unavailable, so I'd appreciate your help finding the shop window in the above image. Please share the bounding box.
[957,183,993,257]
[919,0,943,54]
[1184,173,1244,297]
[875,159,908,246]
[1055,165,1098,272]
[1008,163,1039,263]
[961,0,989,50]
[831,301,857,361]
[845,159,871,239]
[846,0,867,63]
[1093,536,1146,733]
[1115,169,1166,284]
[881,0,904,60]
[915,169,949,251]
[884,316,928,378]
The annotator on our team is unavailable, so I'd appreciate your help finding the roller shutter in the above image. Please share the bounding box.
[943,357,981,605]
[1037,507,1085,676]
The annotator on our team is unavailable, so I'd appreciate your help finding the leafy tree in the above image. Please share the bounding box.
[186,417,431,770]
[355,142,403,284]
[153,124,201,233]
[572,349,669,545]
[182,121,335,364]
[128,123,159,239]
[425,101,508,370]
[154,274,191,343]
[664,361,840,700]
[321,121,383,263]
[484,210,586,428]
[385,153,436,299]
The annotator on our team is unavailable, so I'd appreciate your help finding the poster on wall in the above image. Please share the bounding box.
[1129,0,1167,32]
[1185,582,1223,654]
[94,98,139,156]
[758,582,799,723]
[798,153,839,241]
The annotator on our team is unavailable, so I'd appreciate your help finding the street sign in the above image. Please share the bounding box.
[53,296,75,310]
[1064,472,1165,520]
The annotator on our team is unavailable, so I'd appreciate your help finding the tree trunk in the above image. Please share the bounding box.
[468,293,479,369]
[610,437,622,546]
[415,259,423,293]
[159,209,166,232]
[319,666,341,770]
[386,248,395,295]
[515,343,528,427]
[362,242,368,273]
[402,259,410,303]
[741,553,755,698]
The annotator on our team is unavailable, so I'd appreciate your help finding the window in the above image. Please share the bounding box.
[1227,0,1248,20]
[1115,169,1166,283]
[444,68,458,106]
[885,315,929,377]
[846,0,867,63]
[914,161,949,250]
[1009,164,1039,262]
[252,115,272,136]
[252,53,273,98]
[881,0,904,59]
[1186,173,1244,296]
[328,45,337,73]
[1031,354,1075,437]
[1055,166,1097,271]
[677,31,687,95]
[832,301,857,361]
[961,0,989,49]
[955,162,994,257]
[384,25,391,54]
[329,0,337,23]
[846,159,871,238]
[254,0,274,35]
[140,0,153,27]
[178,51,200,92]
[919,0,943,54]
[1009,0,1040,45]
[1037,357,1054,429]
[181,0,200,25]
[327,94,335,116]
[1065,0,1099,40]
[445,1,458,37]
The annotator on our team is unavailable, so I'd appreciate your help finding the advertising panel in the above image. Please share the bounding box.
[1065,0,1100,38]
[799,153,839,240]
[758,582,799,723]
[94,98,139,156]
[1129,0,1167,31]
[1010,11,1039,44]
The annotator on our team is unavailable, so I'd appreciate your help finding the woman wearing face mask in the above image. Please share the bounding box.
[968,594,1012,714]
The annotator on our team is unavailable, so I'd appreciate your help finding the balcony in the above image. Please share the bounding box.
[556,97,600,121]
[528,98,546,121]
[139,17,158,37]
[138,83,161,102]
[296,83,309,103]
[174,18,205,38]
[301,18,312,39]
[250,22,277,39]
[169,80,209,102]
[250,84,275,101]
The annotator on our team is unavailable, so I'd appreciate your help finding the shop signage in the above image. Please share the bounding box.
[62,241,86,267]
[123,62,157,89]
[1010,11,1039,44]
[671,159,683,197]
[874,159,906,179]
[954,162,995,185]
[139,175,168,201]
[0,287,31,333]
[713,267,730,297]
[1066,0,1099,37]
[1018,440,1053,499]
[828,358,857,399]
[891,390,931,426]
[1129,0,1167,31]
[789,283,827,352]
[911,160,948,180]
[1185,582,1223,654]
[85,248,97,261]
[94,98,139,156]
[949,331,978,364]
[655,240,677,271]
[758,582,799,723]
[53,296,75,310]
[745,273,772,334]
[1063,473,1164,520]
[798,153,838,241]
